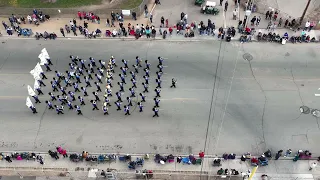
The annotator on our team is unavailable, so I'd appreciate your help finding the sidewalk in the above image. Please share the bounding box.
[0,153,319,180]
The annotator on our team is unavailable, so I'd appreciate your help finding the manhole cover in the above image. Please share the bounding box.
[300,106,310,114]
[311,109,320,118]
[243,53,253,61]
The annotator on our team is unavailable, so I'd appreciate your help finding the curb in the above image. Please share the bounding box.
[1,151,319,161]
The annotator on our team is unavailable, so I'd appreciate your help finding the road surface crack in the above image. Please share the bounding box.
[248,61,267,148]
[290,66,304,105]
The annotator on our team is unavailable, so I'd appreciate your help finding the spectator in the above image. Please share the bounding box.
[304,21,310,31]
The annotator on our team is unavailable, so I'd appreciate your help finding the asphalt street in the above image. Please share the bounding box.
[0,39,319,156]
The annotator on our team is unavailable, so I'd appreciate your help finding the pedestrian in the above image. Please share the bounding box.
[143,68,150,77]
[232,9,237,20]
[304,21,310,31]
[138,102,143,112]
[106,18,110,27]
[64,77,72,87]
[73,83,80,92]
[45,63,51,71]
[124,105,130,115]
[38,79,46,87]
[144,4,148,18]
[220,0,223,6]
[145,60,151,69]
[5,155,12,163]
[98,67,104,77]
[256,16,261,26]
[29,105,38,114]
[68,91,76,101]
[157,64,163,72]
[93,91,100,101]
[142,82,149,93]
[86,69,93,80]
[84,76,91,87]
[129,88,136,97]
[32,95,41,103]
[101,170,107,178]
[67,100,73,110]
[36,86,44,95]
[127,97,133,106]
[117,82,124,92]
[49,92,57,101]
[120,67,127,76]
[89,57,96,67]
[309,21,315,31]
[104,96,111,106]
[91,100,99,110]
[106,88,112,97]
[271,23,277,31]
[57,95,66,105]
[78,96,86,105]
[267,21,272,31]
[94,82,101,92]
[150,13,153,23]
[268,11,273,20]
[95,74,103,83]
[133,64,139,73]
[60,87,67,96]
[75,73,81,83]
[154,97,160,107]
[275,150,283,160]
[103,103,109,115]
[160,16,165,27]
[40,72,47,79]
[116,92,123,102]
[119,73,126,84]
[156,71,162,79]
[47,58,53,66]
[284,149,292,157]
[98,60,106,69]
[309,162,317,171]
[170,78,177,88]
[54,105,64,114]
[115,101,121,110]
[143,76,149,84]
[224,1,228,11]
[278,17,282,27]
[153,106,159,117]
[250,16,256,26]
[45,100,54,110]
[121,59,128,69]
[265,11,269,19]
[140,93,146,102]
[156,79,162,88]
[62,149,68,158]
[37,155,44,165]
[155,88,161,97]
[60,27,65,37]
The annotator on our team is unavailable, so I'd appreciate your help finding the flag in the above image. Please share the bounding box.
[30,69,41,80]
[28,85,36,96]
[26,97,33,107]
[34,80,40,90]
[38,53,48,65]
[35,63,43,73]
[41,48,50,59]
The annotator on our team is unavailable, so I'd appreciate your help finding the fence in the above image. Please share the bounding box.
[0,0,150,18]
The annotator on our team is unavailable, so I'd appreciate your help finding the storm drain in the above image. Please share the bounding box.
[300,106,310,114]
[243,53,253,61]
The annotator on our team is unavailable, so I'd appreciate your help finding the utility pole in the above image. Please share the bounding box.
[299,0,312,25]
